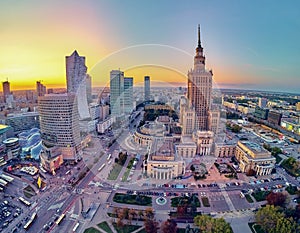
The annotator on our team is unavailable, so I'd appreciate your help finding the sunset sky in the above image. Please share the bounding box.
[0,0,299,93]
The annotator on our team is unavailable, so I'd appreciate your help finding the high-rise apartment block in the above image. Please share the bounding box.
[2,80,11,103]
[258,97,268,108]
[38,93,82,161]
[36,81,47,97]
[144,76,150,101]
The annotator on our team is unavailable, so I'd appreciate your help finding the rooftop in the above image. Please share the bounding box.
[241,140,263,153]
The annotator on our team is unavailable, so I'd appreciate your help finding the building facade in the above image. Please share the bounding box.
[267,111,282,125]
[144,76,150,101]
[187,25,212,131]
[144,139,185,179]
[254,107,269,120]
[36,81,46,97]
[6,112,40,135]
[124,77,133,114]
[235,140,275,176]
[110,70,124,116]
[38,93,82,161]
[2,80,10,103]
[192,130,214,156]
[66,50,90,120]
[258,97,268,108]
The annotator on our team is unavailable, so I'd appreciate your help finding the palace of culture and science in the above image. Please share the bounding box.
[143,26,220,180]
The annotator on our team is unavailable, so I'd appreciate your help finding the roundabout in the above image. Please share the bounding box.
[156,197,167,205]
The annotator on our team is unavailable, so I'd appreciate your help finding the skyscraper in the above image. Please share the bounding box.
[38,93,82,161]
[2,80,10,103]
[110,70,124,116]
[86,74,92,103]
[66,50,90,120]
[124,77,133,114]
[36,81,46,97]
[144,76,150,101]
[258,97,268,108]
[187,25,212,131]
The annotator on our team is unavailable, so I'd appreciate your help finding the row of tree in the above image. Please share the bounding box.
[255,205,300,233]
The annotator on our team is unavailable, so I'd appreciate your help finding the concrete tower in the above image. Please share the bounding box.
[187,25,212,131]
[2,80,11,103]
[144,76,150,101]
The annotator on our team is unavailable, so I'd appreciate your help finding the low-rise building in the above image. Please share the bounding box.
[144,138,185,179]
[176,136,197,158]
[267,111,282,125]
[235,140,275,176]
[253,107,269,120]
[96,116,115,134]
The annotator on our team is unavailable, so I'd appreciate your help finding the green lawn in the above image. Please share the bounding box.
[274,154,283,164]
[135,229,146,233]
[121,158,135,182]
[252,191,270,202]
[112,223,141,233]
[248,223,265,233]
[285,185,298,195]
[245,194,254,203]
[23,185,36,199]
[113,193,152,206]
[84,227,101,233]
[171,195,201,207]
[108,164,123,180]
[97,221,113,233]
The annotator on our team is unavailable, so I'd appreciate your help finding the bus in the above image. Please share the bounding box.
[65,170,71,175]
[0,174,14,182]
[24,212,37,230]
[55,213,65,225]
[72,222,80,232]
[107,154,112,161]
[98,164,105,172]
[19,197,31,206]
[0,178,8,186]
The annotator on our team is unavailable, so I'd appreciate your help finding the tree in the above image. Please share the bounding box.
[266,192,287,207]
[272,216,298,233]
[255,205,299,233]
[271,147,282,156]
[138,209,144,220]
[246,168,256,176]
[116,218,124,228]
[231,124,242,133]
[144,218,159,233]
[161,219,177,233]
[191,165,196,172]
[255,205,283,231]
[122,208,129,219]
[145,207,154,219]
[177,205,187,217]
[194,215,232,233]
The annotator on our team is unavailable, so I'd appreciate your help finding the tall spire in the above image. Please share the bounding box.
[198,24,201,47]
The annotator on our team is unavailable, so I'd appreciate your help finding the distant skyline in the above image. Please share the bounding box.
[0,0,299,94]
